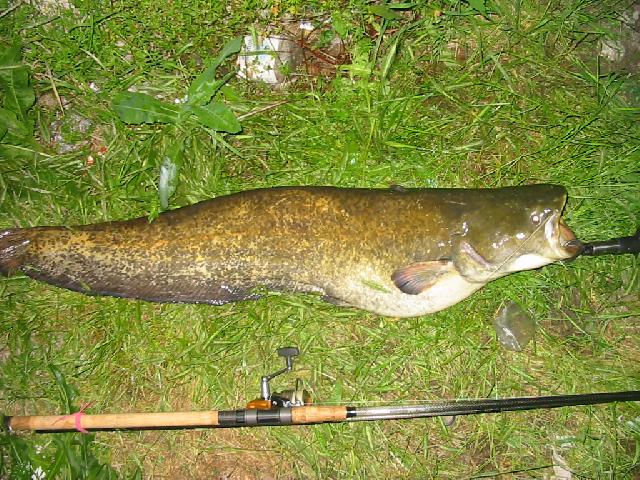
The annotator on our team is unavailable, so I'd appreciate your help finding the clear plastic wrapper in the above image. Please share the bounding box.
[493,301,536,351]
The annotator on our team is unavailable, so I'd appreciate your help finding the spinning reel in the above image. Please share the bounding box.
[246,347,312,410]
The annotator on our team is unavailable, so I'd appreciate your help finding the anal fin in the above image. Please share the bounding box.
[24,265,262,306]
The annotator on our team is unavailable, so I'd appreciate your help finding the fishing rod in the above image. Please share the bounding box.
[578,228,640,256]
[4,230,639,433]
[5,347,640,433]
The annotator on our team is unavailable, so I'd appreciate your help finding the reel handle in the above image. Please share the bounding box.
[259,347,301,402]
[277,347,299,370]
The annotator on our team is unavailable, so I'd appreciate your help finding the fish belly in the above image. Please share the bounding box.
[325,266,485,318]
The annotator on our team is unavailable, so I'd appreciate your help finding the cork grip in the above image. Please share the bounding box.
[8,411,220,431]
[291,406,347,424]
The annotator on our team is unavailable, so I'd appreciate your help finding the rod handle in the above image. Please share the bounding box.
[291,405,347,424]
[5,411,220,432]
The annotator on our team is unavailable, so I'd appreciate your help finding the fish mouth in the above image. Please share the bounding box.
[547,214,582,258]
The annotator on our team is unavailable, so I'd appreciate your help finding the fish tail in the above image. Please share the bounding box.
[0,228,33,276]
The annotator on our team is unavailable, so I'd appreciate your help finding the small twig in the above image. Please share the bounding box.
[80,48,106,70]
[45,63,65,116]
[0,0,23,19]
[23,14,61,31]
[5,144,53,158]
[296,39,341,66]
[237,100,289,121]
[293,27,345,67]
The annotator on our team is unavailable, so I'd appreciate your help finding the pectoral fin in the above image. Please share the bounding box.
[391,260,454,295]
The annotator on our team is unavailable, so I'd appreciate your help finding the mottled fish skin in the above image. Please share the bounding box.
[0,185,580,317]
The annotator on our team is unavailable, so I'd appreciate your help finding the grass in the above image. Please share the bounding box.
[1,0,639,478]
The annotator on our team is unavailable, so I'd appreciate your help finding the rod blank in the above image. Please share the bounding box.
[349,391,640,422]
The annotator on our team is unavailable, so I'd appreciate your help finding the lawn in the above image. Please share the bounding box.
[1,0,639,478]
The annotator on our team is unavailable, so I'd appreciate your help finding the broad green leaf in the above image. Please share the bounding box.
[0,67,34,120]
[340,38,374,77]
[112,92,180,124]
[380,38,399,81]
[188,37,242,106]
[211,36,243,69]
[388,2,415,8]
[0,43,22,76]
[332,13,349,38]
[468,0,488,15]
[0,143,39,160]
[0,43,36,122]
[0,107,32,144]
[189,101,241,133]
[188,71,235,107]
[49,364,77,412]
[62,440,82,471]
[369,5,401,20]
[220,84,243,101]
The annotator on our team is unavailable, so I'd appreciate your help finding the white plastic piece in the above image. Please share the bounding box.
[237,35,301,84]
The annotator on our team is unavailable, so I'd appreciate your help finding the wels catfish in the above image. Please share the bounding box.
[0,185,583,317]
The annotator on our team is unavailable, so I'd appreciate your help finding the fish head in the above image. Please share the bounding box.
[453,185,582,282]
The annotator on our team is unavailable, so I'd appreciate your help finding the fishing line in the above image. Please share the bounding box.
[486,214,549,278]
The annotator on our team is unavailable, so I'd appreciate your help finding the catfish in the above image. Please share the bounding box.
[0,185,583,317]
